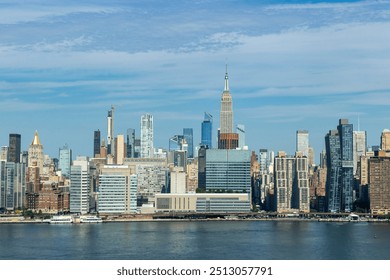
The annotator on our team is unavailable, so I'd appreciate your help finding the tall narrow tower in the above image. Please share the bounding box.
[141,113,154,158]
[107,106,115,155]
[220,66,233,134]
[218,66,238,149]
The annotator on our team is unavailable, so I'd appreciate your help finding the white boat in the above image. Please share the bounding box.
[50,215,73,224]
[80,216,103,223]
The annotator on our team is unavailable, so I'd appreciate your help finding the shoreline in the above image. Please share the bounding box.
[1,216,389,224]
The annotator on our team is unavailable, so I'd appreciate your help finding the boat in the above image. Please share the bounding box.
[50,215,73,224]
[80,216,103,223]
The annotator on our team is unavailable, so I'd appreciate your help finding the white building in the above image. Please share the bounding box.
[141,113,154,158]
[296,130,309,158]
[70,156,90,214]
[98,165,137,214]
[170,167,186,194]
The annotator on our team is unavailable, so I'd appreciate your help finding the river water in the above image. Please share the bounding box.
[1,220,389,260]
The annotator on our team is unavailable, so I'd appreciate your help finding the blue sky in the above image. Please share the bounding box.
[1,0,390,161]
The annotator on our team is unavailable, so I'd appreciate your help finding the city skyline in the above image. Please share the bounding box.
[1,0,390,158]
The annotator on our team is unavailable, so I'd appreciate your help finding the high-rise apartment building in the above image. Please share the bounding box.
[201,112,213,148]
[380,129,390,152]
[368,155,390,215]
[70,156,90,214]
[126,128,135,158]
[8,134,21,163]
[353,131,367,175]
[183,128,194,158]
[59,144,72,178]
[296,130,309,157]
[140,113,154,158]
[93,130,100,157]
[325,119,354,212]
[274,151,309,213]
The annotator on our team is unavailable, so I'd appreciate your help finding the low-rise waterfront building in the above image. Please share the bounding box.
[155,193,251,213]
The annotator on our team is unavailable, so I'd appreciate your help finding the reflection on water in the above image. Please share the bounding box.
[1,221,389,260]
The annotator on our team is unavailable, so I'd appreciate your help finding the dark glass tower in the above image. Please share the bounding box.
[325,119,353,212]
[201,112,212,149]
[93,130,100,157]
[183,128,193,158]
[126,128,135,158]
[8,134,21,163]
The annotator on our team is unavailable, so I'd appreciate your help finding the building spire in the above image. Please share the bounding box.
[32,130,41,145]
[224,64,229,92]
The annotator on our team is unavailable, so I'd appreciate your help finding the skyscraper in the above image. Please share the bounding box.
[126,128,135,158]
[93,130,100,157]
[183,128,194,158]
[59,144,72,178]
[107,106,114,155]
[205,149,251,193]
[140,113,154,158]
[296,130,309,157]
[8,134,21,163]
[28,131,44,171]
[274,151,309,213]
[220,66,233,133]
[325,119,354,212]
[353,130,367,175]
[218,66,239,149]
[201,112,213,148]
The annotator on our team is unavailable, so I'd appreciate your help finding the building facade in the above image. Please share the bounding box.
[140,113,154,158]
[201,112,213,149]
[155,193,251,213]
[205,149,251,193]
[325,119,354,212]
[296,130,309,157]
[93,130,100,157]
[98,165,137,214]
[70,156,90,214]
[59,144,72,178]
[368,155,390,215]
[274,152,310,213]
[353,131,367,175]
[380,129,390,152]
[183,128,194,159]
[8,134,21,163]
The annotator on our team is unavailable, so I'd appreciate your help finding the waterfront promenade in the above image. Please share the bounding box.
[1,212,389,224]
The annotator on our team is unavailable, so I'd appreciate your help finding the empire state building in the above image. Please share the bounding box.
[220,68,233,133]
[218,66,238,149]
